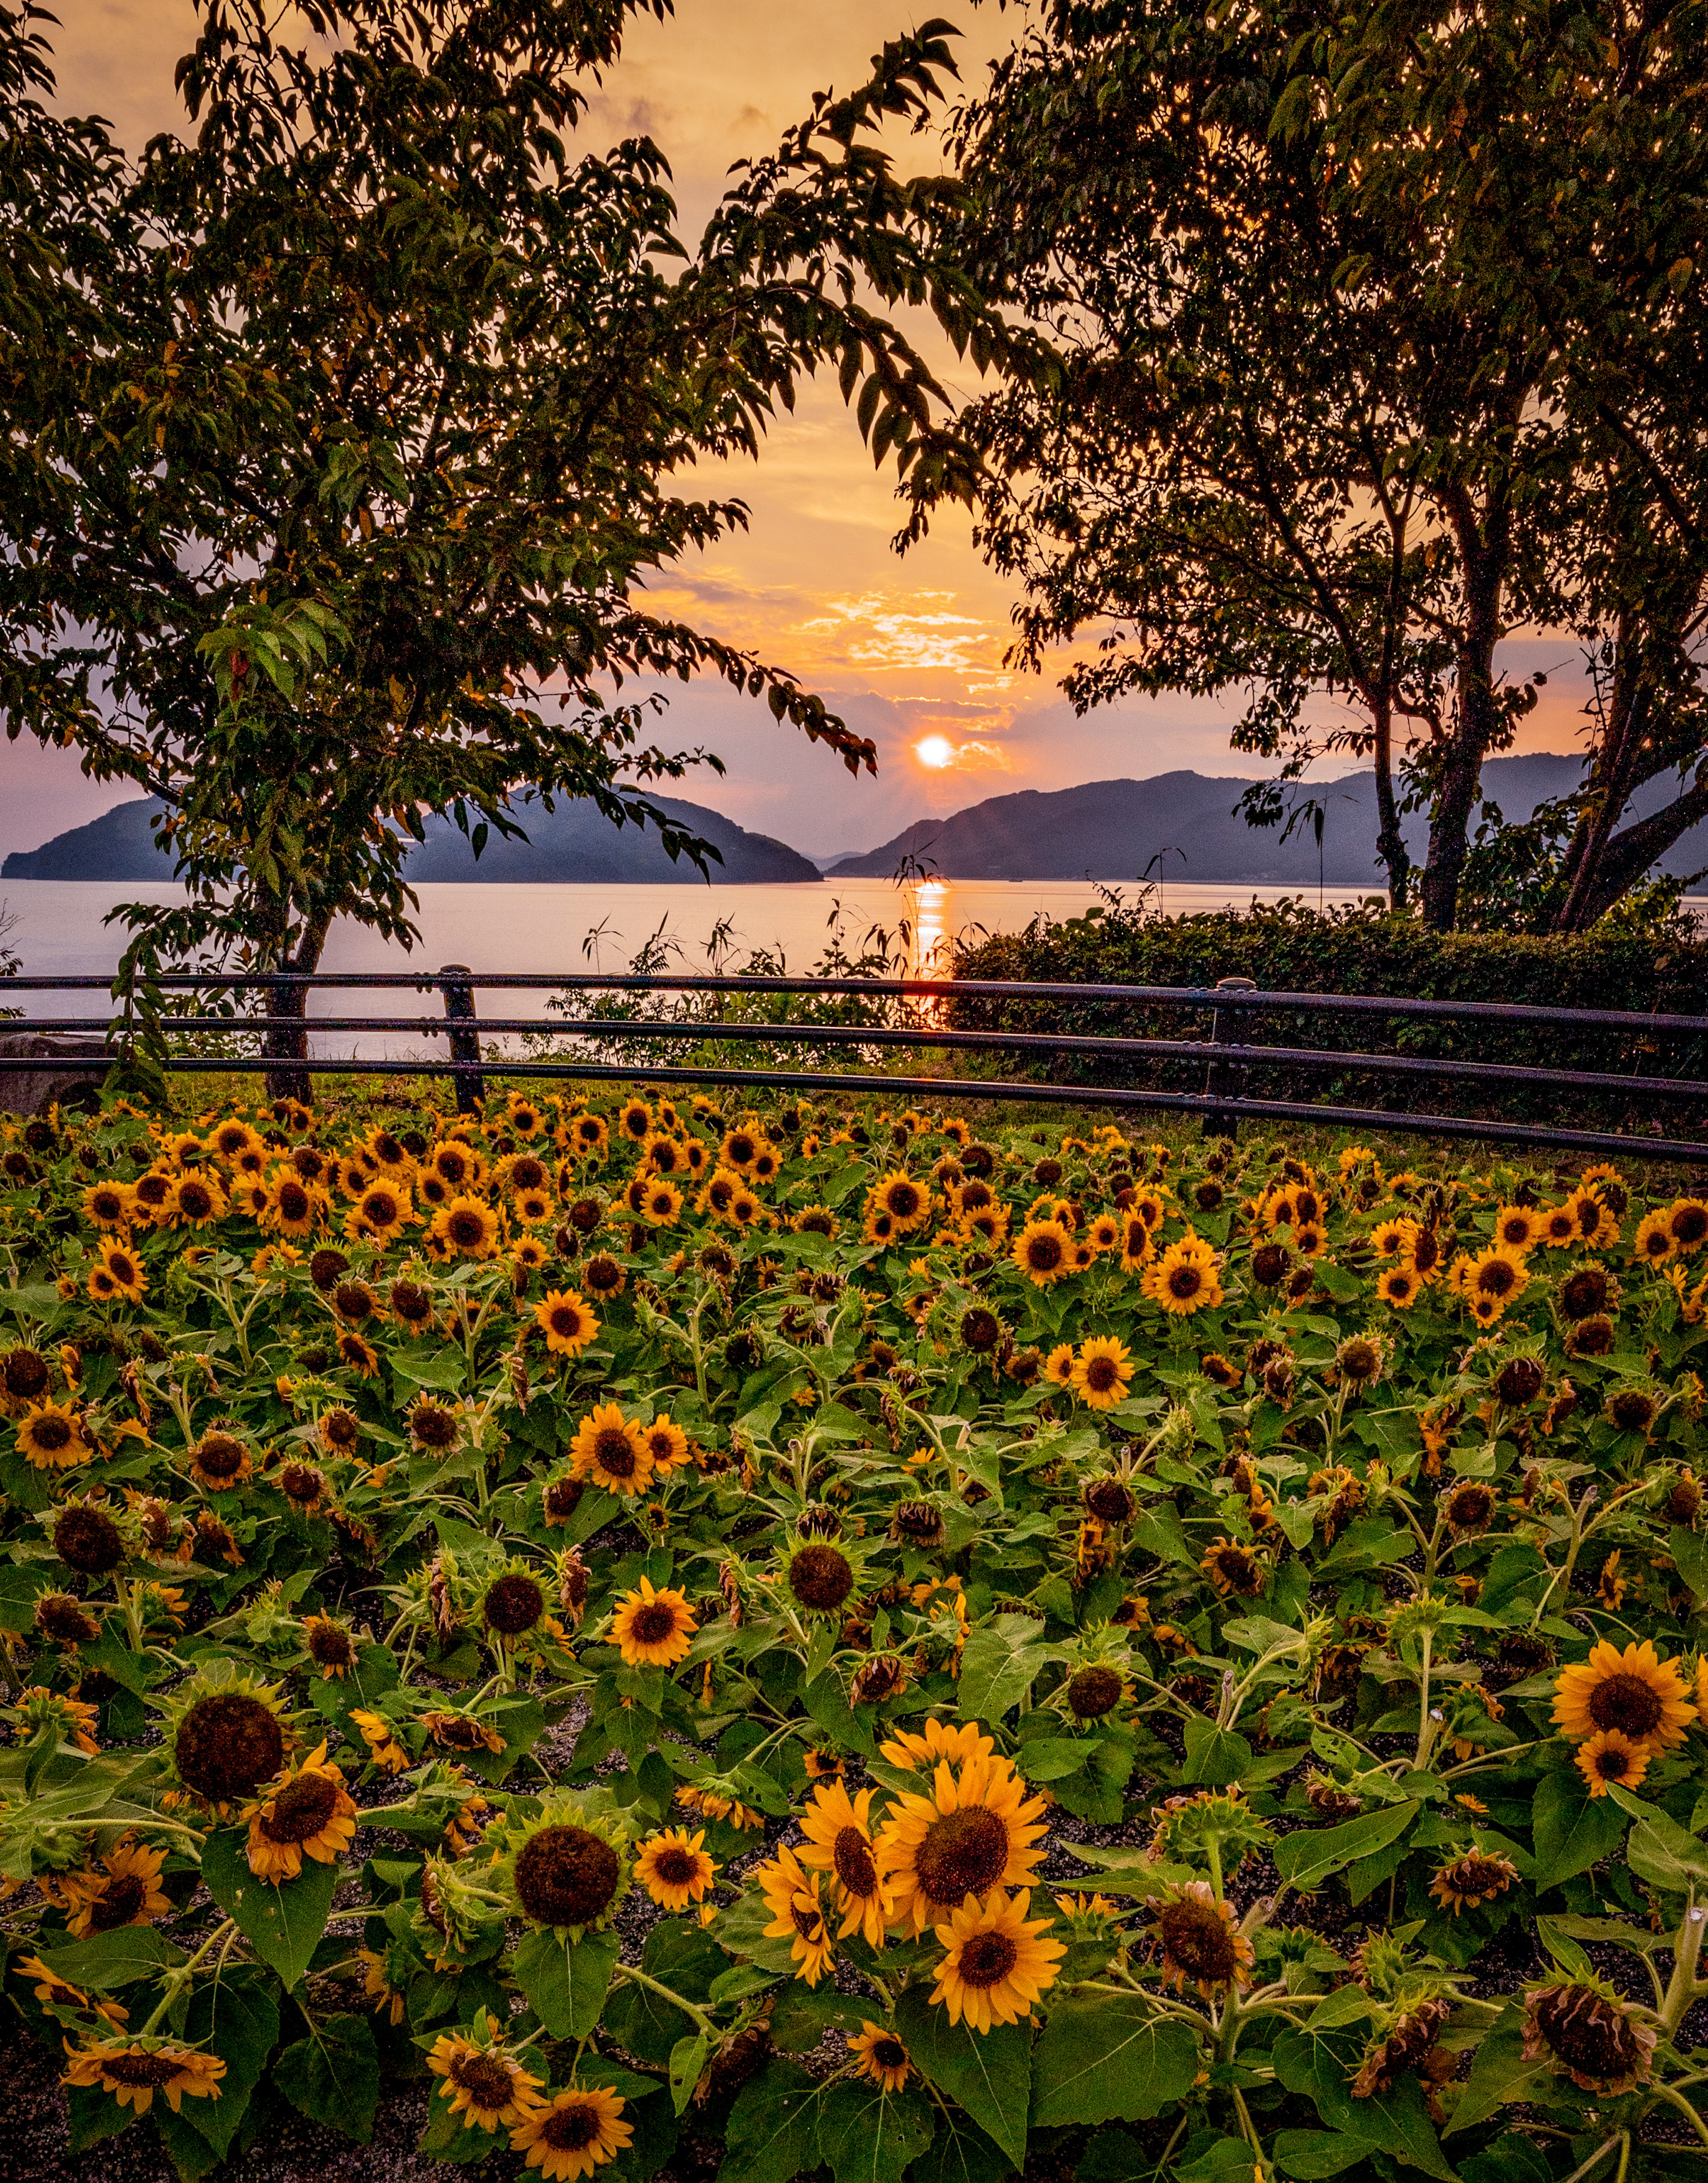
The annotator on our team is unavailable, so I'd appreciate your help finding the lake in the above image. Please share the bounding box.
[2,873,1390,1059]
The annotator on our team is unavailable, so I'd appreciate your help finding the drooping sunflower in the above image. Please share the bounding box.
[757,1844,836,1985]
[929,1887,1066,2032]
[428,2025,547,2133]
[62,2039,226,2117]
[568,1402,652,1495]
[242,1741,358,1882]
[1427,1849,1520,1915]
[16,1400,91,1472]
[798,1780,891,1946]
[57,1833,172,1938]
[509,2086,633,2180]
[875,1754,1048,1935]
[1144,1235,1224,1315]
[634,1827,718,1912]
[1201,1537,1265,1598]
[494,1798,631,1938]
[1552,1638,1696,1753]
[1149,1881,1255,1997]
[535,1287,600,1358]
[848,2024,912,2092]
[1070,1335,1133,1410]
[1521,1978,1656,2094]
[431,1194,500,1260]
[609,1576,697,1668]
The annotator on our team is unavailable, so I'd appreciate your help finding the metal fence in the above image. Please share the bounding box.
[4,966,1707,1164]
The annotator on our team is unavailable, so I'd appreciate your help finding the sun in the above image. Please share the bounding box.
[914,734,957,769]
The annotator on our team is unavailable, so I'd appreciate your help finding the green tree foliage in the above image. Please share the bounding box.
[912,0,1706,932]
[0,0,975,1090]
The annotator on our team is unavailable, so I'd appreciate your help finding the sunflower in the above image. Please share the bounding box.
[1012,1218,1072,1287]
[757,1844,836,1985]
[798,1780,891,1946]
[568,1402,652,1495]
[878,1718,995,1771]
[1464,1245,1527,1316]
[1552,1638,1695,1753]
[241,1741,358,1881]
[428,2026,547,2133]
[1492,1205,1542,1255]
[58,1834,172,1938]
[20,1953,128,2029]
[350,1708,413,1775]
[481,1566,555,1645]
[535,1288,600,1358]
[1040,1343,1075,1390]
[1632,1209,1677,1264]
[16,1400,91,1472]
[1561,1186,1620,1251]
[431,1194,500,1259]
[1086,1212,1124,1255]
[640,1178,684,1227]
[849,2024,912,2093]
[1521,1979,1656,2095]
[1668,1198,1708,1255]
[261,1168,324,1237]
[634,1827,718,1912]
[163,1670,292,1812]
[81,1179,135,1231]
[337,1329,382,1377]
[301,1613,358,1680]
[1070,1335,1133,1410]
[1428,1849,1520,1915]
[510,2086,634,2180]
[1144,1235,1224,1315]
[610,1576,697,1668]
[346,1179,412,1243]
[490,1797,632,1940]
[1201,1537,1265,1597]
[1149,1881,1255,1997]
[875,1754,1048,1936]
[638,1416,690,1474]
[169,1172,228,1228]
[62,2039,225,2116]
[929,1888,1065,2033]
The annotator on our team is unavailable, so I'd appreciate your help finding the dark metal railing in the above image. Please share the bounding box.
[4,966,1707,1165]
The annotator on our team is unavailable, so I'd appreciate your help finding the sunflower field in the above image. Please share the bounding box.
[3,1086,1708,2183]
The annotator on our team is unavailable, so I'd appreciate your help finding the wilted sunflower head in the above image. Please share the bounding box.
[787,1541,857,1614]
[51,1499,129,1577]
[482,1567,549,1640]
[1335,1334,1385,1385]
[1521,1977,1657,2093]
[168,1671,291,1810]
[1149,1881,1254,1996]
[497,1799,630,1937]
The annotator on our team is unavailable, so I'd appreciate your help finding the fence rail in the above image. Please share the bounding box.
[5,966,1707,1165]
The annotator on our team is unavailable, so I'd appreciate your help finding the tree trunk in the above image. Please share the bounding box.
[1551,613,1650,932]
[1556,772,1708,928]
[1420,504,1509,931]
[1370,697,1410,913]
[262,909,333,1106]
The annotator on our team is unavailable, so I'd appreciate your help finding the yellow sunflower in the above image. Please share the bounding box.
[878,1718,996,1771]
[637,1416,690,1474]
[929,1888,1065,2032]
[1376,1266,1420,1308]
[1043,1343,1075,1388]
[350,1708,413,1775]
[1144,1235,1224,1315]
[1562,1186,1620,1251]
[535,1288,600,1358]
[757,1844,836,1985]
[81,1180,135,1231]
[1632,1209,1677,1265]
[346,1179,413,1243]
[431,1194,500,1260]
[1575,1730,1650,1799]
[870,1172,931,1235]
[58,1833,172,1938]
[428,2026,546,2133]
[510,2086,632,2180]
[1012,1218,1072,1287]
[242,1741,358,1882]
[610,1577,697,1668]
[874,1754,1049,1936]
[16,1399,91,1472]
[1553,1638,1695,1753]
[568,1403,652,1495]
[261,1168,325,1237]
[1668,1199,1708,1256]
[634,1827,718,1912]
[62,2039,225,2116]
[849,2023,913,2092]
[1428,1850,1520,1915]
[169,1172,228,1229]
[1070,1335,1133,1410]
[798,1780,891,1947]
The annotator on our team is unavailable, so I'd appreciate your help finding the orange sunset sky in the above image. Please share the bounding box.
[2,0,1589,864]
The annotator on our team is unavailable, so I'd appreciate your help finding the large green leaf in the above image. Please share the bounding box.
[512,1928,620,2041]
[173,1965,280,2160]
[815,2079,935,2183]
[895,1989,1031,2168]
[39,1923,187,1989]
[1273,2131,1373,2178]
[1273,2030,1455,2179]
[1446,2002,1554,2137]
[957,1616,1055,1724]
[1028,1995,1199,2131]
[1273,1800,1418,1892]
[200,1826,338,1990]
[1619,1797,1708,1894]
[909,2108,1018,2183]
[1529,1769,1629,1892]
[717,2061,820,2183]
[273,2013,381,2143]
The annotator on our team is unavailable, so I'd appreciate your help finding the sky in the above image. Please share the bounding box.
[1,0,1594,865]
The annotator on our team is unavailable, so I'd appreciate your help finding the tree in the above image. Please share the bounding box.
[0,0,975,1094]
[912,0,1705,931]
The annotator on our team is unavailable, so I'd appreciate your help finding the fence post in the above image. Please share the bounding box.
[439,965,486,1115]
[1202,976,1258,1139]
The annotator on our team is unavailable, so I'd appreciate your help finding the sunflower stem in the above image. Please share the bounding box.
[138,1917,238,2036]
[1661,1904,1708,2033]
[1558,2136,1624,2183]
[1648,2082,1708,2150]
[615,1963,717,2038]
[1413,1631,1435,1770]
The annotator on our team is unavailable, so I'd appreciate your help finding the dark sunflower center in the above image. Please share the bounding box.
[1611,1394,1655,1432]
[451,2053,516,2108]
[514,1824,620,1928]
[1066,1666,1124,1719]
[1587,1672,1664,1737]
[55,1506,124,1574]
[833,1826,879,1897]
[544,1478,584,1520]
[630,1602,677,1644]
[39,1597,97,1643]
[1478,1260,1518,1297]
[1086,1478,1136,1524]
[1533,1986,1644,2081]
[1026,1233,1064,1270]
[261,1771,341,1844]
[448,1212,484,1247]
[873,2038,908,2070]
[412,1404,457,1448]
[1168,1265,1203,1299]
[1675,1207,1708,1245]
[3,1349,50,1399]
[549,1305,581,1336]
[485,1574,545,1635]
[1159,1897,1238,1981]
[791,1896,825,1941]
[175,1694,285,1801]
[309,1624,355,1667]
[957,1930,1019,1988]
[32,1416,72,1451]
[1084,1356,1121,1392]
[196,1434,245,1479]
[86,1872,148,1933]
[915,1806,1009,1904]
[788,1545,855,1611]
[279,1184,310,1220]
[104,2052,184,2089]
[544,2104,602,2152]
[281,1462,324,1501]
[1592,1742,1635,1779]
[592,1430,636,1477]
[653,1846,697,1885]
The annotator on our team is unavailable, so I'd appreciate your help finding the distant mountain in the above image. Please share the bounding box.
[2,794,821,885]
[828,757,1708,885]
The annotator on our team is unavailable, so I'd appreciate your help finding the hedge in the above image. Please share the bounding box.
[945,900,1708,1135]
